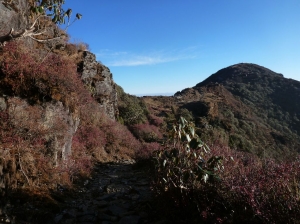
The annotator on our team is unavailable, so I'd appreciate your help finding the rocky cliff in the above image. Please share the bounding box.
[79,51,118,120]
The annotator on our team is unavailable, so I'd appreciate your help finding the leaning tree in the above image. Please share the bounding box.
[0,0,81,45]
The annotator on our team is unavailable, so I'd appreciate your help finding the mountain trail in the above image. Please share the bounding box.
[1,162,169,224]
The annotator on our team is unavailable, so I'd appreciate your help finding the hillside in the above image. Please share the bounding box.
[144,63,300,159]
[0,4,144,200]
[1,1,300,222]
[1,41,299,224]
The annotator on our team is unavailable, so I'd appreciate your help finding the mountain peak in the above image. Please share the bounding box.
[196,63,283,87]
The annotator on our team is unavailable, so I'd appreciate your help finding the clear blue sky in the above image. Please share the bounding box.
[63,0,300,95]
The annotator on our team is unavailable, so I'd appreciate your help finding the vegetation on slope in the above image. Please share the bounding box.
[147,109,300,223]
[0,40,144,198]
[1,1,300,221]
[169,63,300,159]
[143,64,300,222]
[116,85,162,158]
[152,128,300,223]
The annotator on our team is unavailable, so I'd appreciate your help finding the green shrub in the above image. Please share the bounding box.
[152,116,223,208]
[116,85,148,125]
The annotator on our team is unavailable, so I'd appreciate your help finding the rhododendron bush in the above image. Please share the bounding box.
[151,117,300,223]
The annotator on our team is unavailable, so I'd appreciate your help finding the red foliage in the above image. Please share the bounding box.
[0,42,91,108]
[103,118,141,153]
[130,122,163,142]
[0,111,17,145]
[203,145,300,223]
[74,125,106,150]
[136,142,161,159]
[0,41,100,189]
[151,143,300,223]
[148,114,164,127]
[61,146,92,183]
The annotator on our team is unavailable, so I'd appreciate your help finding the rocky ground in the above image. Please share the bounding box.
[0,161,170,224]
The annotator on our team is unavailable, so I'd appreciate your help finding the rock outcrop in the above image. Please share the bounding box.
[79,51,118,120]
[0,0,29,34]
[0,96,80,194]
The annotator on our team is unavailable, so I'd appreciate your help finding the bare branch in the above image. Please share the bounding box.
[17,146,31,186]
[0,15,66,44]
[29,14,46,30]
[29,35,65,43]
[31,31,46,36]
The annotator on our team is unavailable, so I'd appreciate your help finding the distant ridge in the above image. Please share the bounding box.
[135,92,175,97]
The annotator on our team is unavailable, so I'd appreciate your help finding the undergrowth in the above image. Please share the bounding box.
[151,117,300,223]
[0,41,143,197]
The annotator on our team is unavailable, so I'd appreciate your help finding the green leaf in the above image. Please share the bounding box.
[193,152,197,158]
[186,134,191,142]
[202,174,209,183]
[178,124,182,131]
[65,8,72,18]
[178,131,181,139]
[76,13,82,20]
[180,116,185,124]
[197,164,204,171]
[205,144,211,151]
[163,159,167,167]
[189,126,195,137]
[205,170,214,175]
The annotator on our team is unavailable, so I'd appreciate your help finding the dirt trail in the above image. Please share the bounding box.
[0,162,169,224]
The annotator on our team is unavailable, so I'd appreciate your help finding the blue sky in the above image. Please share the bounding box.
[63,0,300,95]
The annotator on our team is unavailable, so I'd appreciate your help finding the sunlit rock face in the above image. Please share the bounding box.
[0,0,29,34]
[80,51,118,120]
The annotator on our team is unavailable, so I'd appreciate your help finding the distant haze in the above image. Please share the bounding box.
[135,92,175,97]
